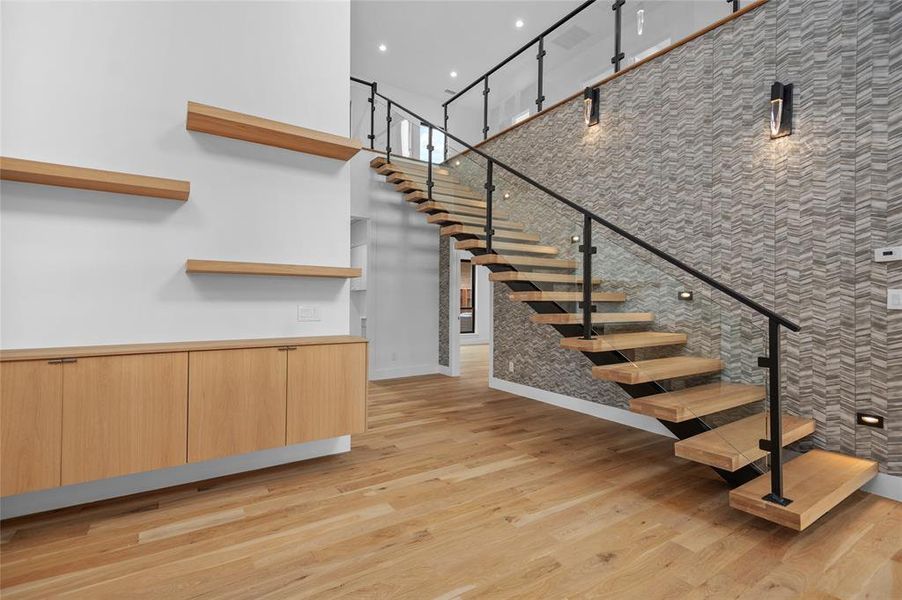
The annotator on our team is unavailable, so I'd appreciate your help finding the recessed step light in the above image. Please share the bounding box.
[378,43,387,52]
[515,19,524,28]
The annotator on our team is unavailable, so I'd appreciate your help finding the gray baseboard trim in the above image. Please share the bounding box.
[489,376,675,438]
[369,363,440,381]
[0,436,350,520]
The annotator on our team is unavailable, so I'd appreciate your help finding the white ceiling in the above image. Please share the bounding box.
[351,0,584,105]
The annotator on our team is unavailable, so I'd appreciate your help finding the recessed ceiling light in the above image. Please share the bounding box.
[378,43,387,52]
[450,71,458,78]
[515,19,524,28]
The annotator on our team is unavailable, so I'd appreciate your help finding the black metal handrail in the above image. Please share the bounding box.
[441,0,744,141]
[352,76,798,505]
[353,77,799,333]
[442,0,597,108]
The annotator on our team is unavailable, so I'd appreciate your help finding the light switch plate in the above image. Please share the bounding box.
[888,289,902,310]
[297,306,320,322]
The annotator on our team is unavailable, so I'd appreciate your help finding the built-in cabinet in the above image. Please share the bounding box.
[287,343,367,444]
[0,336,366,497]
[61,353,189,485]
[0,361,63,496]
[188,347,288,462]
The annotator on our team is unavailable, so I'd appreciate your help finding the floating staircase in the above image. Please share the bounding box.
[370,154,878,531]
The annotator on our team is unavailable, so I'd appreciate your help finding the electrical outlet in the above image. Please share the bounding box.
[888,289,902,310]
[391,352,397,362]
[508,360,514,373]
[297,306,320,322]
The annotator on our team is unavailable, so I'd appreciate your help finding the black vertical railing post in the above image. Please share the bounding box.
[729,0,740,12]
[484,159,495,251]
[482,76,490,141]
[580,214,596,340]
[385,100,392,163]
[611,0,625,73]
[426,125,434,201]
[535,37,546,112]
[760,318,791,506]
[367,82,377,149]
[443,105,449,161]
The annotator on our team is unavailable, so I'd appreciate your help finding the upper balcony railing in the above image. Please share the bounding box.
[443,0,751,145]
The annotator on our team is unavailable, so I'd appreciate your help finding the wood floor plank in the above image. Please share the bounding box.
[0,347,896,598]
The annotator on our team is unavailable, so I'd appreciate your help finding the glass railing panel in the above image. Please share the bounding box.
[542,0,615,109]
[444,83,486,148]
[444,140,581,287]
[485,49,542,139]
[622,1,733,66]
[350,81,375,149]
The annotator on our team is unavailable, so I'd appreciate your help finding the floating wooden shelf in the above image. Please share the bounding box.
[185,259,361,279]
[0,157,190,201]
[186,102,361,161]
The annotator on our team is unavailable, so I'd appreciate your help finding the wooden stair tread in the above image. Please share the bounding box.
[375,163,454,180]
[370,156,449,176]
[532,312,654,325]
[186,101,360,160]
[440,225,539,242]
[491,272,597,284]
[406,192,488,210]
[427,213,525,230]
[511,291,626,302]
[592,356,722,384]
[185,259,360,278]
[417,201,510,220]
[674,412,815,471]
[561,332,686,352]
[395,181,482,200]
[728,449,878,531]
[458,240,558,255]
[0,157,190,201]
[630,382,766,422]
[386,173,470,190]
[472,254,578,269]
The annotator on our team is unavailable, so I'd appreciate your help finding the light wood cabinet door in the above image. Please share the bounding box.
[61,353,188,485]
[1,361,63,496]
[287,343,367,444]
[188,348,287,462]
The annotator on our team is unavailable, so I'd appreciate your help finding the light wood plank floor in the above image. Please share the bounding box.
[1,345,899,599]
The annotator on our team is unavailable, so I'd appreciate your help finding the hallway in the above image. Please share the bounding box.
[0,345,898,598]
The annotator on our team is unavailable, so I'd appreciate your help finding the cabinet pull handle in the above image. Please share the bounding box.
[277,346,297,351]
[60,358,78,364]
[48,359,63,364]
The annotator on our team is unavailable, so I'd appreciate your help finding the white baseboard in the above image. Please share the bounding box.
[862,472,902,502]
[438,365,456,376]
[0,436,350,520]
[490,377,902,503]
[369,363,440,381]
[489,376,675,438]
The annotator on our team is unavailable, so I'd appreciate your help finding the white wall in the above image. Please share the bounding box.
[1,0,352,348]
[350,151,439,379]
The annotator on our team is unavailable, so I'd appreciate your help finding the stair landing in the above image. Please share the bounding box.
[729,449,878,531]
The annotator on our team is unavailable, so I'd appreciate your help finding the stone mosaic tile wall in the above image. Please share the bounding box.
[459,0,900,474]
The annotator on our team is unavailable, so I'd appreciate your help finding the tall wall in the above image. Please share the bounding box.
[1,1,352,347]
[467,0,900,474]
[350,151,441,379]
